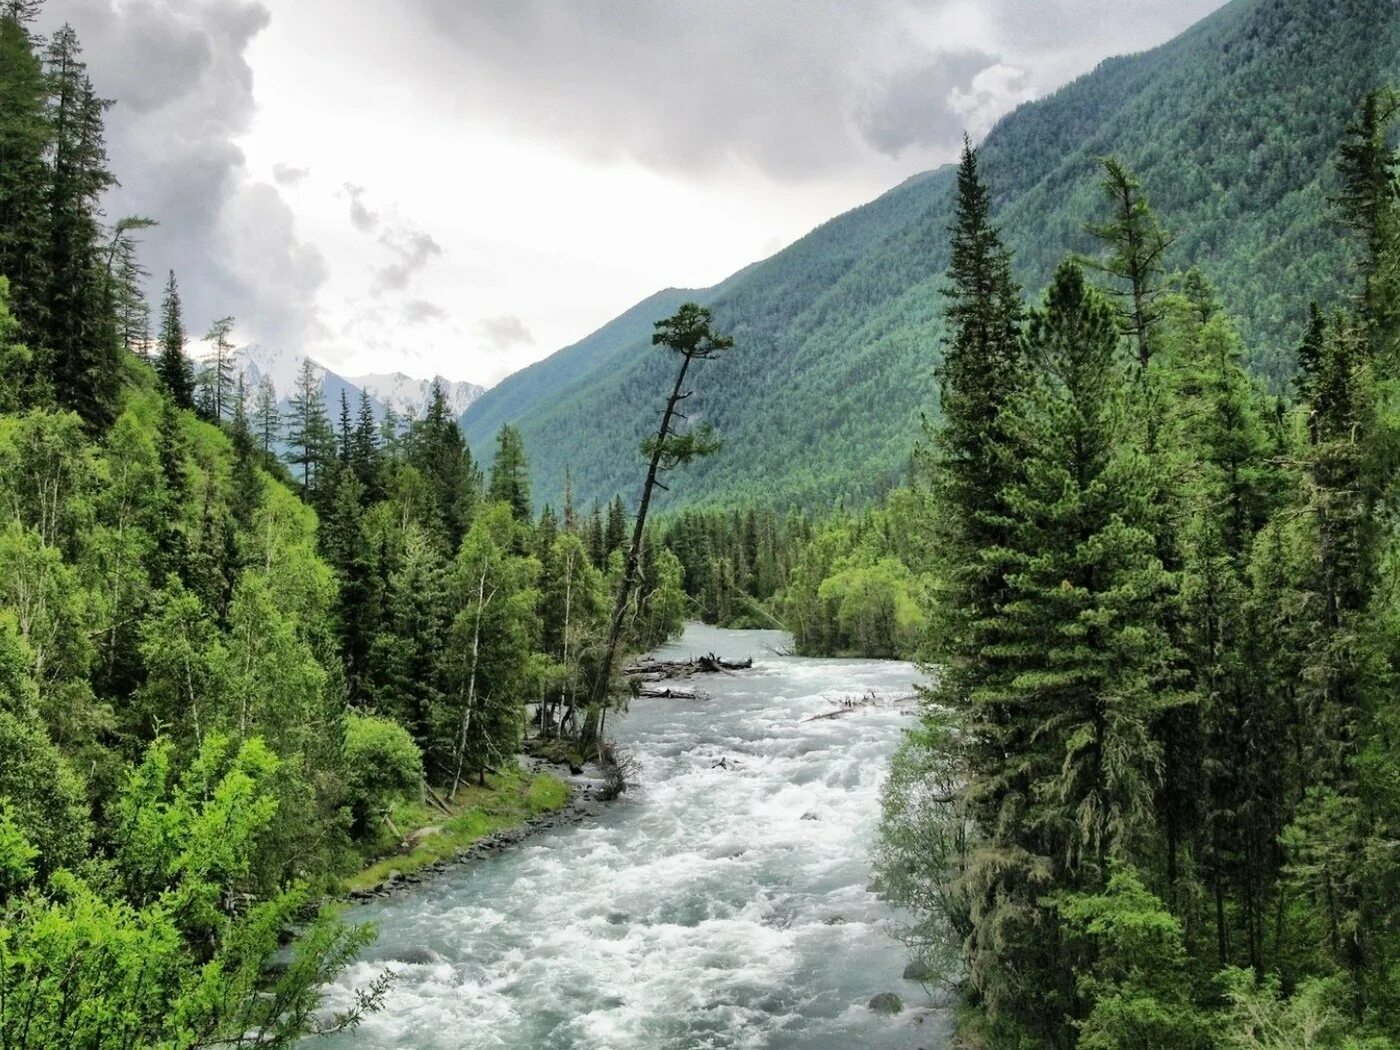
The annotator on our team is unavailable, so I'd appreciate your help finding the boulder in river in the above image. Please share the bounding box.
[391,947,448,966]
[868,991,903,1014]
[800,810,819,821]
[903,959,933,980]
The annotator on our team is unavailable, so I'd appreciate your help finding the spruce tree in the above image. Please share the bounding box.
[0,6,52,358]
[201,315,235,421]
[42,25,119,429]
[408,381,479,548]
[1084,157,1174,368]
[351,388,381,500]
[972,261,1177,1039]
[285,358,333,505]
[156,271,193,407]
[487,423,532,522]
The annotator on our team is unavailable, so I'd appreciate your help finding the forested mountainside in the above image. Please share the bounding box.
[466,0,1400,512]
[0,8,692,1040]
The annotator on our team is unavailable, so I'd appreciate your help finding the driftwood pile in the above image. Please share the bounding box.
[625,652,754,700]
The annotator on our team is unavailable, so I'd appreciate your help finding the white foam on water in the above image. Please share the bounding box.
[315,624,952,1050]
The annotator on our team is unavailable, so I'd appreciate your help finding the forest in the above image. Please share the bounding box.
[0,7,697,1043]
[463,0,1399,514]
[3,0,1400,1046]
[872,97,1400,1046]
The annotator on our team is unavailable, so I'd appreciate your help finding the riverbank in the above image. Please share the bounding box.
[343,760,606,899]
[316,624,942,1049]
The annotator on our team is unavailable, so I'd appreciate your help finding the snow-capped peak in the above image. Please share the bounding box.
[346,371,485,418]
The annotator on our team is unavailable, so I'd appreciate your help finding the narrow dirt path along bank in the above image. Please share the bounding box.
[316,624,948,1050]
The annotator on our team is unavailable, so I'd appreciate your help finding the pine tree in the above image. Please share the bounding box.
[1085,157,1174,368]
[201,315,236,421]
[42,25,119,429]
[0,6,52,360]
[251,375,279,453]
[156,271,193,408]
[584,302,731,750]
[488,423,532,522]
[285,358,333,505]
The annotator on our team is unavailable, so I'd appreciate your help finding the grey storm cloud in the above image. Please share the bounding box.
[404,0,1225,178]
[859,51,1004,155]
[272,162,309,186]
[343,183,379,233]
[50,0,325,351]
[374,229,443,292]
[478,315,535,351]
[403,299,446,324]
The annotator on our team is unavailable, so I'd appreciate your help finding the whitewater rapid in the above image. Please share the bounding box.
[317,623,949,1049]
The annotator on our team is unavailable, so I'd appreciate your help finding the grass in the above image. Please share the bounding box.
[343,767,570,894]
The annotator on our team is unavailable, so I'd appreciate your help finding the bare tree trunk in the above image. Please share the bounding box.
[584,351,695,752]
[452,559,492,798]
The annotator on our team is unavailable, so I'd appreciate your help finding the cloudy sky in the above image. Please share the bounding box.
[55,0,1226,387]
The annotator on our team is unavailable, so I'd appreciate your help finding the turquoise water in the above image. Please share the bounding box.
[316,624,949,1049]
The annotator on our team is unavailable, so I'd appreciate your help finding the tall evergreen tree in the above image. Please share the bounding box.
[970,261,1177,1041]
[408,381,479,548]
[488,423,532,522]
[285,358,333,506]
[155,270,193,408]
[1084,157,1174,368]
[42,25,119,429]
[252,375,279,454]
[200,315,236,421]
[0,4,52,360]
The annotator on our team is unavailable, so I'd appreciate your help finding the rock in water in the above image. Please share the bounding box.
[868,992,903,1014]
[903,959,932,980]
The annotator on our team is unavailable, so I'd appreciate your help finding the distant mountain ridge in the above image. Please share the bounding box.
[229,343,484,421]
[463,0,1400,511]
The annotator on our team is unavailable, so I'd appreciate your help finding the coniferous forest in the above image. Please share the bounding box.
[2,0,1400,1047]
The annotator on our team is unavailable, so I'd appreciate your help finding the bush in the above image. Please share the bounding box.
[342,712,423,837]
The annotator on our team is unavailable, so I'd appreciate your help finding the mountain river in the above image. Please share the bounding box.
[317,623,949,1049]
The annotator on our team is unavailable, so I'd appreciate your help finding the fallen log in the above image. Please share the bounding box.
[638,686,707,700]
[623,652,753,679]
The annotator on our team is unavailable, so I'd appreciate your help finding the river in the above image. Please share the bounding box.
[316,623,949,1049]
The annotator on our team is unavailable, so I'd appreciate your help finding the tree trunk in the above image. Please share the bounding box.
[584,350,695,751]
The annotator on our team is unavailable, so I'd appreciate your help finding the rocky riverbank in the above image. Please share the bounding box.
[345,759,612,903]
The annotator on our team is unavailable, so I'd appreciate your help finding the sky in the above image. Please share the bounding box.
[55,0,1228,388]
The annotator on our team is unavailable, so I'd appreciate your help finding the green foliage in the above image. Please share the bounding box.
[880,77,1400,1050]
[341,712,423,837]
[466,0,1399,511]
[1059,868,1210,1049]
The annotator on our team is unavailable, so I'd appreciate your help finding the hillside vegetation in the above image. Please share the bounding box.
[467,0,1400,511]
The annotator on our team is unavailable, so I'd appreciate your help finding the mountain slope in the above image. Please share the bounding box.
[465,0,1400,511]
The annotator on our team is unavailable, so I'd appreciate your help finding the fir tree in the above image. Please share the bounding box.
[42,25,119,429]
[1085,157,1174,368]
[252,375,279,454]
[156,270,194,408]
[201,315,236,421]
[487,423,532,522]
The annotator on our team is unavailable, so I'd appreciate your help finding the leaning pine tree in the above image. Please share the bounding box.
[584,303,732,754]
